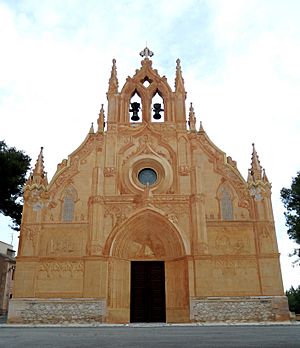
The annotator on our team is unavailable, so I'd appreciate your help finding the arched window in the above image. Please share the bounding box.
[151,91,164,122]
[61,186,77,222]
[129,91,142,122]
[62,195,75,222]
[219,186,234,221]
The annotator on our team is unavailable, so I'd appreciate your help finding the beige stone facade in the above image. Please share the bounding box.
[8,51,289,323]
[0,241,15,315]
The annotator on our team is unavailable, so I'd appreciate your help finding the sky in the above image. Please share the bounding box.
[0,0,299,289]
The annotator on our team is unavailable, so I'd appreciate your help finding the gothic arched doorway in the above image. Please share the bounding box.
[104,209,189,323]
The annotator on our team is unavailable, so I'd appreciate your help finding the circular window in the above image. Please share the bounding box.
[138,168,157,186]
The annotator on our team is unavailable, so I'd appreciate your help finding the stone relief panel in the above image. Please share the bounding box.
[258,224,276,254]
[153,202,189,220]
[36,261,84,294]
[37,261,84,280]
[126,232,166,259]
[110,209,185,259]
[207,226,255,255]
[104,204,134,230]
[211,257,260,294]
[121,133,174,167]
[39,225,87,257]
[21,225,40,256]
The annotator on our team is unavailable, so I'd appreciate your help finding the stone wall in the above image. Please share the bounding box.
[8,298,106,324]
[190,296,289,322]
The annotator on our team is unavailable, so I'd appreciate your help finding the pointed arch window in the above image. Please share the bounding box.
[61,187,77,222]
[129,90,142,123]
[151,90,164,122]
[218,186,234,221]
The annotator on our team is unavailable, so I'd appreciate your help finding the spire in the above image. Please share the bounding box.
[247,169,253,184]
[108,58,118,94]
[262,168,270,183]
[250,143,262,181]
[188,102,196,131]
[26,147,48,187]
[89,122,95,134]
[199,121,204,132]
[247,143,264,183]
[97,104,105,132]
[33,147,45,177]
[175,58,185,93]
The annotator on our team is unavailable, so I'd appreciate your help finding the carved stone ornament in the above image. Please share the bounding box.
[249,186,263,201]
[214,257,257,276]
[104,204,134,228]
[22,225,40,245]
[104,167,117,177]
[178,165,191,176]
[87,242,103,256]
[167,213,179,225]
[38,261,84,280]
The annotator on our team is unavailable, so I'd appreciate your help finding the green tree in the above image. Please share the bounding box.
[286,286,300,313]
[281,171,300,262]
[0,141,31,231]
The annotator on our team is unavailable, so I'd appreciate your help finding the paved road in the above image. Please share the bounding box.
[0,325,300,348]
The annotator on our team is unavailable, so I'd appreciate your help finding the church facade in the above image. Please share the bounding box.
[8,49,289,323]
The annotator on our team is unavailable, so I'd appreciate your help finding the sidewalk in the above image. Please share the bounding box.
[1,320,299,328]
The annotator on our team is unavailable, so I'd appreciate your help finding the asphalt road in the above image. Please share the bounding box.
[0,325,300,348]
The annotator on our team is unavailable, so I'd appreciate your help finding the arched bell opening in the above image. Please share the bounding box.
[129,90,142,123]
[151,90,165,122]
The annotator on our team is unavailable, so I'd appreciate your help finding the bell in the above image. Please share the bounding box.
[153,103,164,120]
[130,102,141,121]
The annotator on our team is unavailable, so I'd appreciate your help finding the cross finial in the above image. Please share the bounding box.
[139,46,154,58]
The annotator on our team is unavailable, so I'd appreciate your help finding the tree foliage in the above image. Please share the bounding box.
[286,286,300,314]
[281,171,300,261]
[0,141,31,230]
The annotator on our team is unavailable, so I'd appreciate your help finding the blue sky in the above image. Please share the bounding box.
[0,0,300,288]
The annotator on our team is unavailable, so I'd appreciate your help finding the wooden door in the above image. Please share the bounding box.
[130,261,166,323]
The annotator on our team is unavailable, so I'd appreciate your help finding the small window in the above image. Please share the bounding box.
[62,194,75,222]
[220,189,233,221]
[138,168,157,186]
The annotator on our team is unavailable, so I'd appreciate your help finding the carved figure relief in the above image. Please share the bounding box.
[104,204,134,229]
[215,233,250,255]
[258,225,275,253]
[127,234,165,258]
[214,258,257,276]
[47,239,75,255]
